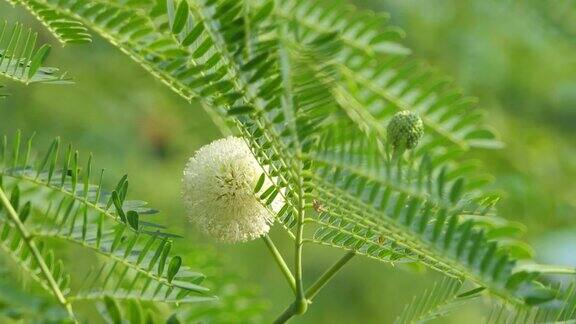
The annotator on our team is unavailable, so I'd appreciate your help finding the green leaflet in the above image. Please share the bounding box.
[103,297,122,324]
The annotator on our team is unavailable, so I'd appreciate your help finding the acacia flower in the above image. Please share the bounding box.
[182,136,282,243]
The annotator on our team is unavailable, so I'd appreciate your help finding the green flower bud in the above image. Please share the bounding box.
[387,111,424,150]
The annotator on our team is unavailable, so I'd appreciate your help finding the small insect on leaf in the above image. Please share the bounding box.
[313,199,326,213]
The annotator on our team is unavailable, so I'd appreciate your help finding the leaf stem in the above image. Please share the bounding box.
[262,235,296,293]
[515,263,576,275]
[305,250,355,300]
[0,186,77,322]
[293,186,307,314]
[273,250,356,323]
[274,303,297,324]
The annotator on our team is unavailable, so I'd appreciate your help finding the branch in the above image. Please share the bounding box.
[305,250,355,300]
[274,250,356,323]
[262,235,296,293]
[0,186,77,322]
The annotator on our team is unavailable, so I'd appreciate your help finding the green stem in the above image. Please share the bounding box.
[515,263,576,275]
[262,235,296,293]
[274,303,297,324]
[305,250,355,300]
[293,189,307,314]
[0,186,77,322]
[273,250,356,323]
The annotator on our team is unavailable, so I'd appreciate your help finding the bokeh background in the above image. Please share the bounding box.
[1,0,575,322]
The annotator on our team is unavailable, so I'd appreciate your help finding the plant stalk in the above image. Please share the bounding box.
[262,235,296,293]
[293,189,307,314]
[0,186,77,323]
[274,303,297,324]
[274,250,356,323]
[305,250,355,300]
[515,263,576,275]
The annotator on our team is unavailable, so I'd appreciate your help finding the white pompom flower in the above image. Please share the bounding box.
[182,136,282,243]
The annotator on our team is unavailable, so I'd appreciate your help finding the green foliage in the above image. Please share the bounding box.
[0,266,69,322]
[12,0,569,307]
[15,0,91,44]
[1,0,574,322]
[487,281,576,323]
[395,277,484,324]
[0,20,71,97]
[172,245,269,323]
[0,131,215,321]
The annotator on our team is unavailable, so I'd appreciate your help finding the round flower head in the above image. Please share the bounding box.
[182,136,282,243]
[387,111,424,150]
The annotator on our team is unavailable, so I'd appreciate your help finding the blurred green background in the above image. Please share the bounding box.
[1,0,575,322]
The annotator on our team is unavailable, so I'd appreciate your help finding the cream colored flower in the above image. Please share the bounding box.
[182,136,281,243]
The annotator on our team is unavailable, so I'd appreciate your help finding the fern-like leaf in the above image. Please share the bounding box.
[271,0,502,152]
[0,131,215,321]
[15,0,91,44]
[395,278,484,324]
[0,20,71,86]
[0,183,75,320]
[487,281,576,323]
[16,0,310,221]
